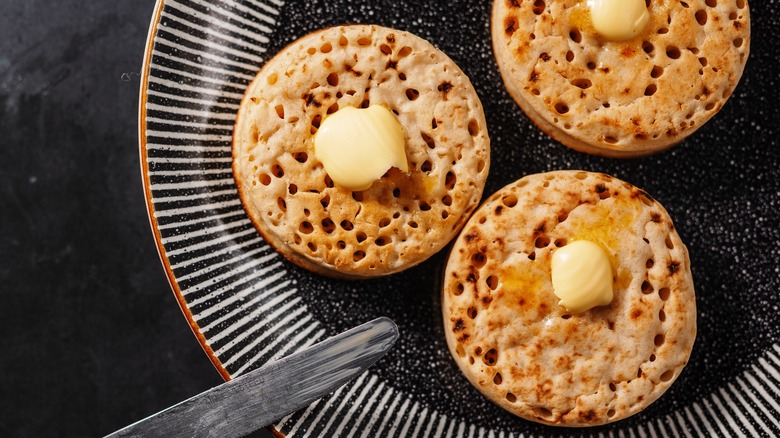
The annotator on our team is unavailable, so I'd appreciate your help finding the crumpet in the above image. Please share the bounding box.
[442,171,696,426]
[233,25,490,278]
[492,0,750,157]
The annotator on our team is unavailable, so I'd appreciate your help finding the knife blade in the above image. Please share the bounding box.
[105,317,399,438]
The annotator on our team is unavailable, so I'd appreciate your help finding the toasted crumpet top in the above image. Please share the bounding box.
[492,0,750,157]
[233,25,490,278]
[443,171,696,426]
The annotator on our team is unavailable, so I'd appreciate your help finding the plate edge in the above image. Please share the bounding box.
[137,0,232,383]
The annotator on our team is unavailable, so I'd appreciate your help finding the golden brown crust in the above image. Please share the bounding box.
[233,25,490,278]
[492,0,751,157]
[442,171,696,426]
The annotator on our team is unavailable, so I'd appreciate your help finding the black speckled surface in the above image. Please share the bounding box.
[272,0,779,434]
[0,0,777,437]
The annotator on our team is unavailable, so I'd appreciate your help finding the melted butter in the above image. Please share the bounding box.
[569,199,639,269]
[314,105,408,191]
[496,259,552,317]
[423,175,437,194]
[551,240,614,314]
[586,0,649,41]
[570,5,597,36]
[615,266,633,290]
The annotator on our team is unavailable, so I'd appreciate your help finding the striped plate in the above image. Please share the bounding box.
[139,0,779,436]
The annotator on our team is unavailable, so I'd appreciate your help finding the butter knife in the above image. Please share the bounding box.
[105,317,398,437]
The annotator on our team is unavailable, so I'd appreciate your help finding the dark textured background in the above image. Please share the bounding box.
[1,0,778,437]
[0,1,272,437]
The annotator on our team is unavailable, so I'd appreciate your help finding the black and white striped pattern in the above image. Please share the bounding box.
[140,1,779,436]
[142,0,327,380]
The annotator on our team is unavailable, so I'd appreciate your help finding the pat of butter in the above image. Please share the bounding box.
[551,240,614,314]
[314,105,408,191]
[587,0,649,41]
